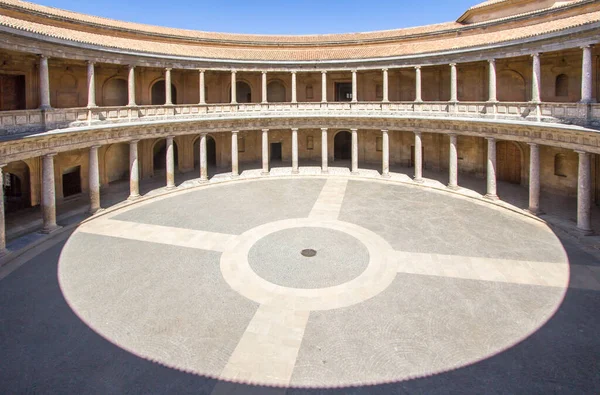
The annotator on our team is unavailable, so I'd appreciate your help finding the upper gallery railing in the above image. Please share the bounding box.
[0,101,598,137]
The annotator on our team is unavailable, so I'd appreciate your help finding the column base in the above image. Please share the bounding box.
[165,186,177,191]
[382,173,391,178]
[0,248,10,258]
[526,208,543,216]
[231,174,240,178]
[89,206,104,215]
[40,224,61,234]
[447,184,459,190]
[128,194,141,201]
[413,177,424,184]
[292,169,300,175]
[260,171,270,176]
[321,170,329,175]
[198,177,208,183]
[484,193,499,201]
[576,226,594,236]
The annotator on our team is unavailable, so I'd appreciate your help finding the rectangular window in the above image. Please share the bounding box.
[376,137,383,152]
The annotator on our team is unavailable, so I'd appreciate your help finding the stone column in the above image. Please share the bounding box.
[576,150,592,234]
[86,61,97,108]
[231,131,239,177]
[291,128,299,174]
[485,138,498,200]
[415,66,423,103]
[199,133,208,181]
[231,71,237,104]
[531,53,541,103]
[261,129,269,175]
[448,134,458,189]
[382,68,389,103]
[488,59,497,102]
[127,65,136,106]
[321,128,328,173]
[128,140,140,200]
[88,145,101,213]
[351,128,359,174]
[414,131,423,183]
[166,136,175,189]
[164,68,172,105]
[351,70,358,103]
[41,153,58,233]
[581,45,593,103]
[262,71,268,104]
[39,55,51,110]
[0,165,7,255]
[321,71,327,103]
[450,63,458,102]
[382,129,390,177]
[199,69,206,105]
[528,143,540,214]
[291,71,297,103]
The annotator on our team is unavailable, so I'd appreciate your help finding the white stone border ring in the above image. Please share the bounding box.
[220,218,398,311]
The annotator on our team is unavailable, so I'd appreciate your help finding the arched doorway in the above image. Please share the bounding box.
[497,141,522,184]
[194,135,217,169]
[102,78,128,106]
[334,131,352,160]
[151,80,177,105]
[153,139,179,173]
[232,81,252,103]
[3,161,30,212]
[267,81,286,102]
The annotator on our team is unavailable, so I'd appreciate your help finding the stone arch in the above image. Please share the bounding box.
[3,160,30,213]
[334,130,352,161]
[555,74,569,97]
[104,143,129,184]
[151,79,177,105]
[102,77,128,106]
[56,73,79,108]
[497,70,526,102]
[229,80,252,103]
[193,134,217,169]
[267,80,286,102]
[497,140,522,184]
[152,138,179,173]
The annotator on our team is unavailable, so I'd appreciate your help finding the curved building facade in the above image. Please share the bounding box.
[0,0,599,248]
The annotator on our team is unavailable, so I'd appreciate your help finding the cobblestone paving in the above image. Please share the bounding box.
[1,176,600,393]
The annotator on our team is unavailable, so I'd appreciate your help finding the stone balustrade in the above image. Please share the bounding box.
[1,102,599,137]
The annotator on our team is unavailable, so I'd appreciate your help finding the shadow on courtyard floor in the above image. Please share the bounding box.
[0,228,599,394]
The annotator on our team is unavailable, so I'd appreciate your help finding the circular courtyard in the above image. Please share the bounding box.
[57,177,569,388]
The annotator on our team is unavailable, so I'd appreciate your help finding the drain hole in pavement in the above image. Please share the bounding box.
[301,249,317,257]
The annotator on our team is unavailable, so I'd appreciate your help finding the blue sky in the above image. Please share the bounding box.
[35,0,483,34]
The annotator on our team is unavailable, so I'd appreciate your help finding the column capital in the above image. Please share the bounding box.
[128,64,136,70]
[44,152,57,158]
[0,163,6,169]
[39,54,49,60]
[87,60,96,66]
[200,131,208,136]
[291,70,297,74]
[449,63,457,67]
[198,68,205,73]
[531,52,540,58]
[262,128,269,132]
[129,139,140,145]
[261,70,267,75]
[527,142,539,147]
[321,127,328,132]
[581,44,593,50]
[488,58,496,64]
[448,132,458,138]
[231,130,239,135]
[351,69,357,73]
[414,65,421,70]
[414,131,422,136]
[166,135,174,140]
[382,68,388,72]
[165,67,172,71]
[485,137,496,142]
[321,70,327,74]
[231,70,237,74]
[350,128,358,132]
[291,128,299,132]
[381,129,389,133]
[574,150,590,156]
[90,145,101,150]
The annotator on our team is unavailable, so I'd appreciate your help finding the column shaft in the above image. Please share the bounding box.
[128,65,136,106]
[382,69,389,103]
[165,68,172,105]
[581,46,593,103]
[291,128,299,174]
[448,134,458,189]
[351,70,358,103]
[0,166,7,254]
[199,70,206,105]
[261,129,269,175]
[415,66,423,103]
[321,71,327,103]
[528,143,540,214]
[231,71,237,104]
[576,151,592,233]
[382,130,390,177]
[87,61,96,108]
[129,140,140,199]
[488,59,497,102]
[450,63,458,102]
[166,136,175,189]
[414,132,423,182]
[231,132,239,177]
[321,128,328,173]
[199,133,208,181]
[89,145,101,213]
[351,128,358,173]
[485,138,498,199]
[291,71,297,103]
[262,71,268,103]
[531,53,541,102]
[41,154,58,232]
[39,55,51,109]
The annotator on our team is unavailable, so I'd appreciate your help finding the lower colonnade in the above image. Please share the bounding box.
[0,126,596,259]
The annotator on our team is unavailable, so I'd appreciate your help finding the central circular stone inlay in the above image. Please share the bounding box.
[301,248,317,257]
[248,227,370,289]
